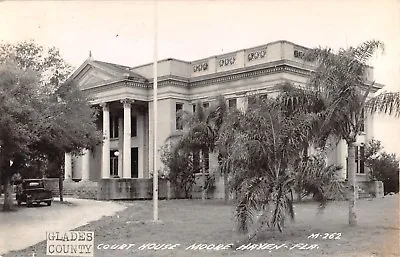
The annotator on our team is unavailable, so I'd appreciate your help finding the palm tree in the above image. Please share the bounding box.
[174,101,216,203]
[218,96,344,242]
[285,40,400,225]
[207,96,231,203]
[172,96,230,203]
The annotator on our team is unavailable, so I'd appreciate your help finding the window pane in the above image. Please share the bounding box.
[228,99,237,109]
[113,116,119,138]
[131,116,137,137]
[109,116,114,138]
[360,146,365,174]
[360,108,365,132]
[355,147,359,173]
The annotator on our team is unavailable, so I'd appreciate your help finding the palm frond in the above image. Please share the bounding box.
[352,40,384,66]
[365,91,400,117]
[235,177,271,233]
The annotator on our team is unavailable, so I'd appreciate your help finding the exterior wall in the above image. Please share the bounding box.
[72,156,82,180]
[148,98,175,174]
[143,106,150,178]
[189,74,286,100]
[132,59,173,79]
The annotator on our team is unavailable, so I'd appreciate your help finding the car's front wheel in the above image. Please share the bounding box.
[47,201,52,206]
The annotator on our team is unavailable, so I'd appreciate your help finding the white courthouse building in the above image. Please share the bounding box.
[64,40,380,186]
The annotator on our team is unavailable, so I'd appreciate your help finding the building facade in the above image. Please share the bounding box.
[64,40,381,183]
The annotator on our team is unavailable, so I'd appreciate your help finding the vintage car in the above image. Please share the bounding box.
[16,179,53,206]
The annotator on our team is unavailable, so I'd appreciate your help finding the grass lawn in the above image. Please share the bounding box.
[4,195,399,257]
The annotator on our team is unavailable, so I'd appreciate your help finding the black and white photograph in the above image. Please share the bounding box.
[0,1,399,256]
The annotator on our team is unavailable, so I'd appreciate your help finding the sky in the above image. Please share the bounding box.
[0,0,399,157]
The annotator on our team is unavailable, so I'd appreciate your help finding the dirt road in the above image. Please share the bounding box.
[0,198,126,255]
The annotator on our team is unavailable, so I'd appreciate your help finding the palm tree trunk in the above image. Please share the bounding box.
[223,171,229,204]
[201,150,206,203]
[347,142,357,226]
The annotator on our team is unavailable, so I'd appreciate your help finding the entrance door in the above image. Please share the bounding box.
[131,147,138,178]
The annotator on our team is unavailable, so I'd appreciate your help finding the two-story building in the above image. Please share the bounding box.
[64,40,381,189]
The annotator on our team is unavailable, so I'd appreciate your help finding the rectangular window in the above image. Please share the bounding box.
[109,116,119,139]
[131,116,137,137]
[248,96,257,106]
[360,108,365,132]
[228,99,237,109]
[355,146,365,174]
[176,103,183,130]
[360,146,365,174]
[192,150,209,173]
[192,104,196,113]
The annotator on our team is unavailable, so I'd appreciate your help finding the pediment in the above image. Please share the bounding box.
[75,65,116,89]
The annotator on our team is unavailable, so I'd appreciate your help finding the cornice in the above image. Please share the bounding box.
[82,79,147,94]
[82,63,313,94]
[190,63,312,87]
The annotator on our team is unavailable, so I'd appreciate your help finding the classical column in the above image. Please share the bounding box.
[64,153,72,180]
[137,114,144,178]
[237,96,248,112]
[148,101,154,175]
[118,117,124,178]
[81,149,90,180]
[122,99,133,178]
[101,103,110,179]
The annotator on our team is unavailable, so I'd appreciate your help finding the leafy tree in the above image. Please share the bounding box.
[0,64,47,210]
[0,41,101,210]
[283,40,400,225]
[30,81,102,201]
[0,40,73,94]
[365,139,399,194]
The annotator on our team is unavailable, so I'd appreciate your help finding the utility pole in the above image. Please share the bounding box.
[152,0,159,222]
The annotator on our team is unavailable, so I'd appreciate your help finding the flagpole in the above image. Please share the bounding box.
[153,0,159,221]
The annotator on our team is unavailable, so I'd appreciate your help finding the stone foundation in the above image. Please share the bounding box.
[97,178,169,200]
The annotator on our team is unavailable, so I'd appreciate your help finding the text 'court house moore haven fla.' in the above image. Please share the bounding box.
[63,40,380,186]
